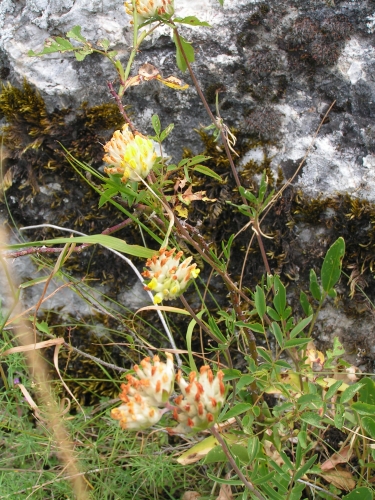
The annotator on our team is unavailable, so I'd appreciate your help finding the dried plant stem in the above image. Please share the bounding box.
[1,233,89,500]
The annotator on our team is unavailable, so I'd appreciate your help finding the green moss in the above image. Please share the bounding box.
[0,80,124,165]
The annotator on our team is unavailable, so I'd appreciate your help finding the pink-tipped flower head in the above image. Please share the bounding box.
[125,0,174,24]
[103,124,156,183]
[111,353,175,431]
[111,400,163,430]
[169,366,226,435]
[142,248,200,304]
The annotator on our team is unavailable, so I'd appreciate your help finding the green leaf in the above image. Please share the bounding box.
[151,114,161,135]
[174,16,211,27]
[179,155,211,168]
[270,322,283,348]
[98,38,110,50]
[247,436,260,463]
[289,315,313,339]
[297,394,322,411]
[325,380,343,401]
[321,237,345,292]
[239,186,257,204]
[340,382,364,404]
[334,403,345,429]
[207,316,227,343]
[361,416,375,439]
[218,403,252,422]
[294,454,318,482]
[273,275,286,316]
[359,377,375,405]
[66,25,87,42]
[206,473,243,485]
[255,285,266,318]
[342,487,374,500]
[6,235,154,259]
[236,374,255,392]
[222,369,241,382]
[75,49,92,61]
[186,312,205,373]
[246,323,265,334]
[173,33,195,72]
[98,187,119,207]
[309,269,322,301]
[193,164,222,181]
[257,348,272,363]
[297,430,308,449]
[159,123,174,142]
[300,291,313,316]
[202,445,226,464]
[274,360,292,369]
[54,37,74,50]
[352,402,375,416]
[300,412,325,428]
[34,320,51,335]
[284,338,311,348]
[267,307,281,322]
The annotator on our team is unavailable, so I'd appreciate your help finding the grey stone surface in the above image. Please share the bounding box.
[1,0,374,200]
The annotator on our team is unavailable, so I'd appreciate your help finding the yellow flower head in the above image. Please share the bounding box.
[142,248,200,304]
[103,124,156,183]
[125,0,174,24]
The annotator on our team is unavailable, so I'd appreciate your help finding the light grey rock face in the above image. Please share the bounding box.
[2,0,375,199]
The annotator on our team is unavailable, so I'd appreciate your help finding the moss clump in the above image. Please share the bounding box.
[281,14,353,68]
[0,80,124,168]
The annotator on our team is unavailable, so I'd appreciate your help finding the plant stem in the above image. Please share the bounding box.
[107,81,137,134]
[210,426,266,500]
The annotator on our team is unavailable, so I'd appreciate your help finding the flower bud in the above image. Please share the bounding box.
[103,124,156,183]
[142,248,200,304]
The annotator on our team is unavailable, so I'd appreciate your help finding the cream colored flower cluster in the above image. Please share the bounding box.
[111,354,226,433]
[169,366,226,434]
[125,0,174,24]
[142,248,200,304]
[103,124,156,184]
[111,353,174,430]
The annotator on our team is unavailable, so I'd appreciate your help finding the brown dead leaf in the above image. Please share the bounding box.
[320,468,356,491]
[216,483,233,500]
[321,446,353,471]
[178,186,216,205]
[138,63,160,79]
[181,492,201,500]
[1,337,65,356]
[263,439,284,467]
